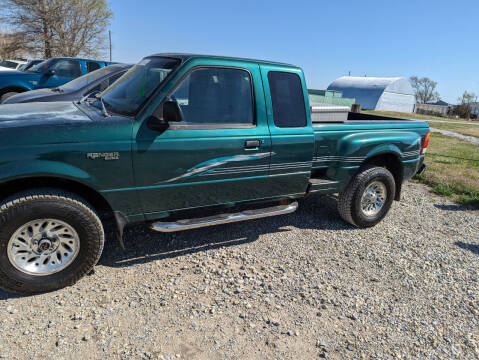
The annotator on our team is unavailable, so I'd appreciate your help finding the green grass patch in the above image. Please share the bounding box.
[413,133,479,209]
[432,184,455,196]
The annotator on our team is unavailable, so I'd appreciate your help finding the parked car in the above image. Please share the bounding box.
[3,63,132,104]
[16,60,44,72]
[0,57,115,103]
[0,53,430,294]
[0,59,27,71]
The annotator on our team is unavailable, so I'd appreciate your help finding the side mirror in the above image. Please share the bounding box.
[46,69,56,77]
[147,115,169,132]
[163,100,183,122]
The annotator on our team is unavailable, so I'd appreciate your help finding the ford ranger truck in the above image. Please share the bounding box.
[0,54,430,294]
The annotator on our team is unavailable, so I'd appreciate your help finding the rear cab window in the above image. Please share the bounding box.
[267,71,307,128]
[86,61,101,73]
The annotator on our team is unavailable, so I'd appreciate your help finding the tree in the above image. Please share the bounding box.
[454,91,477,119]
[0,0,113,59]
[410,76,440,104]
[0,31,24,59]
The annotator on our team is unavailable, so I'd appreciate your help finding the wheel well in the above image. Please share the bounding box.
[0,177,115,219]
[0,86,28,97]
[362,153,403,201]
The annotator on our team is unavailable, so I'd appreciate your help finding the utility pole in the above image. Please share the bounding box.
[348,70,351,76]
[109,30,112,61]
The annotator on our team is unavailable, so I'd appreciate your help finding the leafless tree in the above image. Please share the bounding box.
[0,31,24,59]
[410,76,440,104]
[0,0,113,59]
[454,91,477,119]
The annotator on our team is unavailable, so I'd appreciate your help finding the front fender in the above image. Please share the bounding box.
[0,160,96,187]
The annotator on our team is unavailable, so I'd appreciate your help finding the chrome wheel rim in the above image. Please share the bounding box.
[7,219,80,276]
[360,181,387,217]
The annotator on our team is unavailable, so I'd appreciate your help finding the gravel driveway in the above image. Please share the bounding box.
[0,182,477,360]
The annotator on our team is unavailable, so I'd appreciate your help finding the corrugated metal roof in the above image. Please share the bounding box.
[327,76,415,111]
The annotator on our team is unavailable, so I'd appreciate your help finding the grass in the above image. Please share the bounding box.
[415,133,479,208]
[364,110,479,138]
[427,122,479,138]
[363,110,451,121]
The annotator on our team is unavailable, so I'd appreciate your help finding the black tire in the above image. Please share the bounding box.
[0,189,104,294]
[338,165,396,228]
[0,92,19,103]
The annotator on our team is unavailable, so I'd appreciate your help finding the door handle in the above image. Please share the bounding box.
[244,140,261,149]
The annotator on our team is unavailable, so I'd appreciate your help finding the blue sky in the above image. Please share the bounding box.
[110,0,478,103]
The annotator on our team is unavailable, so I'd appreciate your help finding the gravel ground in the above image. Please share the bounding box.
[0,182,477,360]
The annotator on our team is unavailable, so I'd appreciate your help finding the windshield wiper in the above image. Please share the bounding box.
[99,96,110,117]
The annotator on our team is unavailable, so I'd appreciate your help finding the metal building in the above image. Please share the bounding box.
[327,76,415,113]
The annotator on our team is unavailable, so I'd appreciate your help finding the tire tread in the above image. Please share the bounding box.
[0,188,104,294]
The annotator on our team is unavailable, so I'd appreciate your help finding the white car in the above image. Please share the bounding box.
[0,59,28,71]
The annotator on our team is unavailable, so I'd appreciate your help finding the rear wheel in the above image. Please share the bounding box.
[0,189,104,294]
[338,165,396,228]
[0,92,19,103]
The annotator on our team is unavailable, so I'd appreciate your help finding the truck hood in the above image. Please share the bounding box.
[0,101,90,128]
[2,88,55,104]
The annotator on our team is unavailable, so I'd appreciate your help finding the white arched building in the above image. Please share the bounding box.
[327,76,415,113]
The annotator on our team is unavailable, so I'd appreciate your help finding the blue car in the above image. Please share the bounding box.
[0,57,115,103]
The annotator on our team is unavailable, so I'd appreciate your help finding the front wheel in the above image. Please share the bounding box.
[0,92,19,103]
[338,165,396,228]
[0,189,104,294]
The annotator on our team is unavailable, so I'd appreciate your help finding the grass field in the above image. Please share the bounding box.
[427,122,479,138]
[416,133,479,208]
[364,110,479,138]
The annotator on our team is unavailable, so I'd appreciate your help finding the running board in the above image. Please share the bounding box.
[151,201,298,233]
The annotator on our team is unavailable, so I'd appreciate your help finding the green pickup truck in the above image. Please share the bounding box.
[0,54,430,294]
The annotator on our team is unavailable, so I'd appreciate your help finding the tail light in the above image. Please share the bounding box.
[421,132,431,155]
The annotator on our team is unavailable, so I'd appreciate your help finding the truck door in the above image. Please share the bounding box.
[259,65,315,197]
[39,59,83,88]
[133,60,272,217]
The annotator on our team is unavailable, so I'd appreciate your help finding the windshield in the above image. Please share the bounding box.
[0,60,19,69]
[26,59,55,73]
[100,57,181,116]
[60,65,119,92]
[20,60,43,72]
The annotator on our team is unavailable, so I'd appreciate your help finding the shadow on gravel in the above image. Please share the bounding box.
[99,194,357,268]
[455,241,479,255]
[434,204,478,212]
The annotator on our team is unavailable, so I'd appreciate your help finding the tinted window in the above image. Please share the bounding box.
[26,59,54,73]
[87,61,101,73]
[170,67,253,125]
[267,71,306,128]
[91,72,123,94]
[60,66,122,92]
[0,60,19,69]
[52,60,82,78]
[108,72,124,86]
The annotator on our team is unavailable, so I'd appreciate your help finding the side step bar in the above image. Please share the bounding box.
[151,201,298,233]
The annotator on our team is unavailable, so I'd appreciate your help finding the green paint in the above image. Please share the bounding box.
[0,54,429,223]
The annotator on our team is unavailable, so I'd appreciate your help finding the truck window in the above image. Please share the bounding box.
[52,60,82,78]
[86,61,101,73]
[170,67,254,125]
[267,71,307,128]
